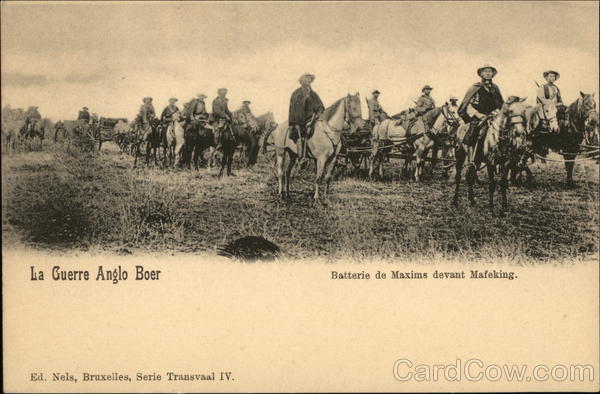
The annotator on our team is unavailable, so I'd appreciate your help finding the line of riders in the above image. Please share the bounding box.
[33,64,597,179]
[115,88,266,171]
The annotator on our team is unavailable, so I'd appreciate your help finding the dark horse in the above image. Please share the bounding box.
[181,118,215,170]
[452,96,529,214]
[133,118,162,168]
[529,92,598,185]
[216,121,239,177]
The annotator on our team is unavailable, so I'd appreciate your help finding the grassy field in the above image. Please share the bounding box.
[2,140,598,263]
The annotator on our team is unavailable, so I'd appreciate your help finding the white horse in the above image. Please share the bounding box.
[272,93,363,200]
[165,111,185,167]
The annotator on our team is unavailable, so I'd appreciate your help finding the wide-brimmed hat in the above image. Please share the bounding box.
[143,97,153,103]
[449,95,458,101]
[543,70,560,80]
[217,88,228,95]
[422,85,433,92]
[82,106,88,110]
[196,93,207,100]
[477,64,498,77]
[243,100,251,105]
[168,97,178,103]
[298,73,315,84]
[372,89,381,95]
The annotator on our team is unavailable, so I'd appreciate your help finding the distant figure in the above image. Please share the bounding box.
[77,106,90,122]
[415,85,436,116]
[23,106,42,134]
[288,73,324,161]
[366,90,387,125]
[161,97,180,127]
[212,88,232,151]
[136,97,156,129]
[54,120,66,142]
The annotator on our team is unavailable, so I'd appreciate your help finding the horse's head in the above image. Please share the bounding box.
[580,91,598,132]
[344,92,364,133]
[497,96,528,149]
[538,99,559,133]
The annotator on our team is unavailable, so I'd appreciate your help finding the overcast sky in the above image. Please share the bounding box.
[1,1,598,122]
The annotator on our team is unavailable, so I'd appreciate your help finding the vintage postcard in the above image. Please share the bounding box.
[2,0,599,392]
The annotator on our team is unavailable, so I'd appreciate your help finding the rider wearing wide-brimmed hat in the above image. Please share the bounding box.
[161,97,180,126]
[212,88,233,151]
[288,73,324,160]
[137,97,156,127]
[537,70,563,106]
[458,64,504,164]
[77,106,91,122]
[367,89,387,125]
[415,85,436,116]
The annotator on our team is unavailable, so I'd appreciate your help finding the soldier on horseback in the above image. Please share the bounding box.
[458,65,504,164]
[23,106,42,136]
[77,106,91,123]
[161,97,180,128]
[212,88,232,151]
[537,70,563,106]
[415,85,436,116]
[289,73,325,161]
[367,90,387,126]
[237,100,257,131]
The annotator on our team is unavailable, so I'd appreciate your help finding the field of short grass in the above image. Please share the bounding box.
[2,140,598,263]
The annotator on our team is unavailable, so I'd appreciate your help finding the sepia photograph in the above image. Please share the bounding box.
[2,0,599,392]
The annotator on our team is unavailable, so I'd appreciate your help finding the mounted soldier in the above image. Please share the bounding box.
[289,73,325,161]
[136,97,156,130]
[54,120,66,142]
[23,105,42,136]
[537,70,563,106]
[237,100,258,131]
[77,106,91,123]
[212,88,232,150]
[458,64,504,164]
[415,85,436,116]
[161,97,180,128]
[366,90,387,126]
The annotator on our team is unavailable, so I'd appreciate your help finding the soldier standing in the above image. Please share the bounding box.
[415,85,436,116]
[288,73,324,161]
[367,90,387,125]
[458,64,504,164]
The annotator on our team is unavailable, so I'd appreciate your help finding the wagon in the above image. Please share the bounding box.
[338,126,454,173]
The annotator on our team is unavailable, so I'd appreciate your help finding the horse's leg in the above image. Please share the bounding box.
[285,151,297,197]
[218,147,228,178]
[466,161,477,206]
[431,145,438,176]
[369,142,377,180]
[452,149,464,207]
[487,163,496,213]
[324,151,339,195]
[564,153,576,186]
[499,163,510,214]
[227,148,234,176]
[276,150,285,198]
[314,156,326,200]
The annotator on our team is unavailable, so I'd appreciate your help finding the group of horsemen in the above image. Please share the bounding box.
[31,63,566,165]
[287,65,566,166]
